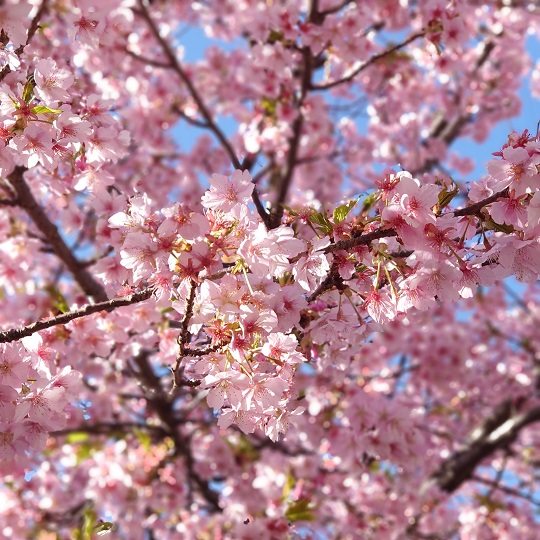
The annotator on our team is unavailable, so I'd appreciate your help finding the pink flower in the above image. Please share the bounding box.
[0,423,26,461]
[486,146,540,195]
[10,124,54,169]
[270,284,307,332]
[0,2,32,47]
[364,289,397,323]
[383,174,439,228]
[120,233,158,282]
[242,375,288,412]
[158,204,208,240]
[86,127,129,163]
[34,59,74,103]
[0,344,29,388]
[261,333,305,364]
[264,406,304,442]
[217,408,257,434]
[203,371,249,410]
[201,170,254,212]
[16,387,67,427]
[293,238,330,292]
[239,223,305,278]
[490,194,527,229]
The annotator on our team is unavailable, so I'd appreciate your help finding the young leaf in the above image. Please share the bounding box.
[285,498,315,522]
[333,199,358,224]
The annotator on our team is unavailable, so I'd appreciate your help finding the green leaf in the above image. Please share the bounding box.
[333,199,358,224]
[310,211,333,234]
[475,494,506,512]
[484,217,514,234]
[282,470,295,500]
[82,509,96,539]
[22,75,36,103]
[282,204,299,217]
[94,521,114,535]
[361,192,379,213]
[435,182,459,214]
[32,105,62,115]
[134,428,151,452]
[267,29,284,44]
[66,432,90,444]
[261,97,277,118]
[285,498,315,522]
[45,285,69,314]
[71,508,113,540]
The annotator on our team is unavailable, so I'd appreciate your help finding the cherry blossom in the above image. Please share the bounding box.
[0,1,540,538]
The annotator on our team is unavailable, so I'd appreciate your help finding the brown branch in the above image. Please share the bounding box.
[307,266,343,303]
[412,40,496,176]
[319,0,355,17]
[0,288,153,344]
[51,422,167,438]
[472,475,540,507]
[132,350,221,511]
[268,46,313,229]
[432,402,540,493]
[172,280,197,390]
[310,31,424,91]
[134,2,272,227]
[171,103,210,128]
[134,1,241,170]
[0,0,50,82]
[124,47,172,69]
[324,228,398,253]
[453,188,509,217]
[303,184,511,300]
[7,167,108,302]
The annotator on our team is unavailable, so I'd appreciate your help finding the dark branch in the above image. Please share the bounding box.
[432,402,540,493]
[135,1,242,170]
[453,188,509,217]
[51,422,168,438]
[7,167,108,302]
[0,289,153,344]
[310,31,424,91]
[324,228,398,253]
[132,350,221,511]
[172,280,197,390]
[0,0,50,81]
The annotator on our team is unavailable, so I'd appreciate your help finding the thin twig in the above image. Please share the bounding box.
[453,188,509,217]
[134,1,241,170]
[0,0,50,81]
[310,31,424,91]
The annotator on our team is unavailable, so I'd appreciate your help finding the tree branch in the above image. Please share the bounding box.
[268,46,312,228]
[324,228,398,253]
[432,402,540,493]
[0,288,153,344]
[310,31,424,91]
[0,0,50,82]
[7,167,108,302]
[472,474,540,508]
[172,280,197,390]
[453,188,509,217]
[131,350,221,511]
[135,1,242,170]
[51,422,168,438]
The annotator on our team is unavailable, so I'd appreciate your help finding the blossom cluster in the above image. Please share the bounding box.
[98,131,540,440]
[1,0,540,537]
